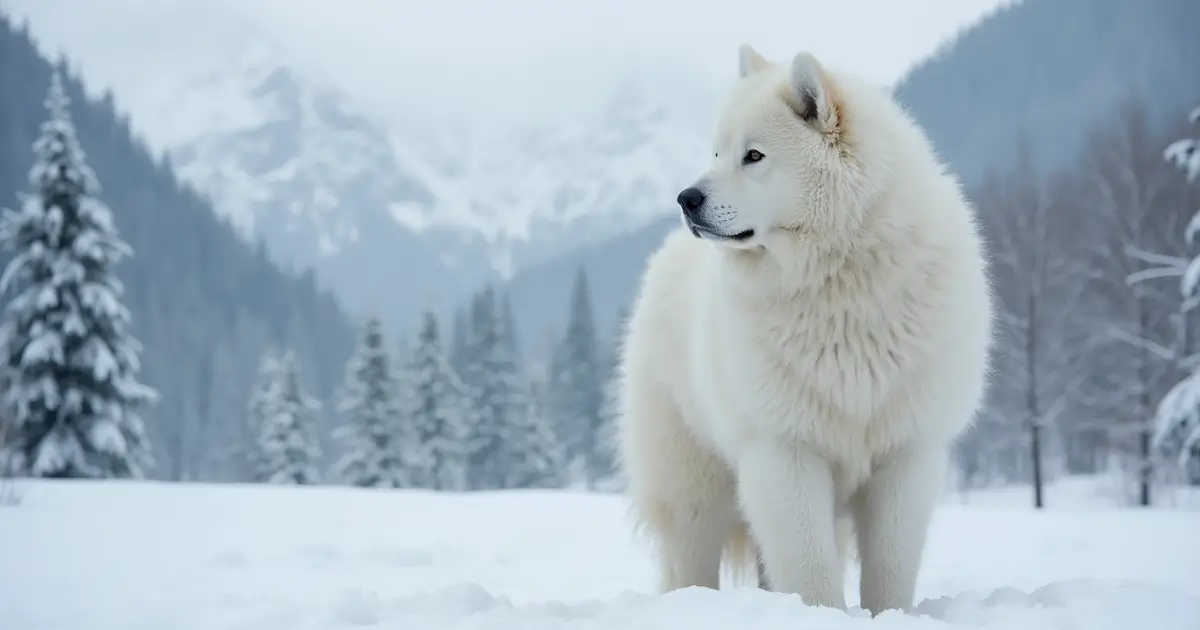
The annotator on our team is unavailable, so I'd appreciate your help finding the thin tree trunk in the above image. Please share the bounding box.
[174,421,186,482]
[1031,423,1044,509]
[584,415,597,491]
[1027,266,1044,510]
[1135,296,1153,507]
[1139,429,1152,507]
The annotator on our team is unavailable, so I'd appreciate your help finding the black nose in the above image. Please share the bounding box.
[677,187,706,215]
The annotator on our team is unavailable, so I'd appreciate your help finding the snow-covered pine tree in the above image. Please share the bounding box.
[206,328,262,482]
[393,326,411,376]
[462,286,529,489]
[548,267,605,488]
[591,307,630,492]
[245,348,280,481]
[1152,106,1200,480]
[449,307,471,380]
[332,315,409,488]
[592,369,624,492]
[256,350,323,485]
[496,366,566,489]
[497,289,522,363]
[0,71,158,479]
[400,305,474,490]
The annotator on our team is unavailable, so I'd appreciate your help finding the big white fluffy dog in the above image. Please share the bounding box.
[615,45,994,616]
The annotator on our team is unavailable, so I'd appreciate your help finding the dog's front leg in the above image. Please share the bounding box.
[851,445,946,616]
[736,442,845,609]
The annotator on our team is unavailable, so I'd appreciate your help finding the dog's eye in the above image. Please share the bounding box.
[742,149,764,164]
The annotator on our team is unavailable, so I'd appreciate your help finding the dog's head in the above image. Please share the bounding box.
[678,45,877,252]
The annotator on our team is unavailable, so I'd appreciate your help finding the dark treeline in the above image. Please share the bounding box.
[236,268,624,492]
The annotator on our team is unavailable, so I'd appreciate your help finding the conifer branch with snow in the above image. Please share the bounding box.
[1163,106,1200,185]
[1150,105,1200,474]
[0,71,157,479]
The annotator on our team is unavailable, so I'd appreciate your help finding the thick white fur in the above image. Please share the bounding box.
[616,46,994,616]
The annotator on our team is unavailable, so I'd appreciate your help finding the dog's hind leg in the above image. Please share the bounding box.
[620,385,738,592]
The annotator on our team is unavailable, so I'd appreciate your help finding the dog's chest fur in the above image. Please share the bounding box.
[689,245,946,476]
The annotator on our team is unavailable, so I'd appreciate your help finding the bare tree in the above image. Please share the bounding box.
[955,99,1200,505]
[979,138,1098,508]
[1080,101,1183,507]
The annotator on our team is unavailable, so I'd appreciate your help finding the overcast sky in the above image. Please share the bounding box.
[4,0,1011,124]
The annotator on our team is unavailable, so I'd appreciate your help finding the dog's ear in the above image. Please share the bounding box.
[787,52,839,131]
[738,44,770,78]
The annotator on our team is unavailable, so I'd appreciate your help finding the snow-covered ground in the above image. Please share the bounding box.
[1,477,1198,630]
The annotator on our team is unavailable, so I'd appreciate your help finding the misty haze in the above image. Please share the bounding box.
[0,1,1198,629]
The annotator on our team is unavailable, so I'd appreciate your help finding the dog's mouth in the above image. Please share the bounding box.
[688,222,755,243]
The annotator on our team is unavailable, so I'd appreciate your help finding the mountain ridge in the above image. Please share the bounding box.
[92,24,715,331]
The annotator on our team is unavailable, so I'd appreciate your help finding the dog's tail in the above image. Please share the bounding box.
[722,518,855,589]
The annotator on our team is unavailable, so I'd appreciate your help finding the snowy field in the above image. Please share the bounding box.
[2,477,1199,630]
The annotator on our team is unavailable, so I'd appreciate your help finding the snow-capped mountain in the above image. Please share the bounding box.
[122,37,435,260]
[389,76,713,274]
[107,30,712,326]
